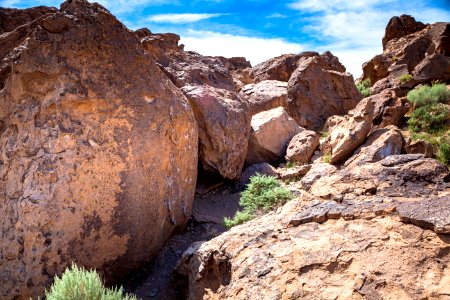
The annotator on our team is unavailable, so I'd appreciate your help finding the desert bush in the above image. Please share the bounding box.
[437,140,450,165]
[322,154,331,163]
[356,78,371,98]
[407,83,450,108]
[399,73,413,83]
[224,175,293,228]
[45,263,137,300]
[408,103,449,133]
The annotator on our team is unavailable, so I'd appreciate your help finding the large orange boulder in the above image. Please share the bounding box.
[0,1,198,298]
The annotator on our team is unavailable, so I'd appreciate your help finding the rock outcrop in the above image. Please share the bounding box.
[182,85,250,180]
[324,98,374,164]
[362,17,450,89]
[0,1,198,298]
[239,80,287,115]
[287,52,362,130]
[285,130,320,164]
[246,107,303,165]
[370,89,409,130]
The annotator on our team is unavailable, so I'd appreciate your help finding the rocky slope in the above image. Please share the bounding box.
[0,1,449,299]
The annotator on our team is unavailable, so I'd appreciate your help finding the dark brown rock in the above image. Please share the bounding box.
[370,89,409,130]
[287,52,362,130]
[0,1,198,298]
[382,15,426,49]
[0,6,57,34]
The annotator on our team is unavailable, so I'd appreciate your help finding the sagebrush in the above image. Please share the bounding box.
[407,83,450,108]
[224,175,293,228]
[408,103,449,133]
[356,78,371,98]
[45,263,137,300]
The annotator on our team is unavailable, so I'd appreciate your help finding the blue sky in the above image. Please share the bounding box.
[1,0,449,77]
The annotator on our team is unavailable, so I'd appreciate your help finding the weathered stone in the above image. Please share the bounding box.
[345,126,403,168]
[370,89,409,130]
[0,6,57,34]
[246,107,303,165]
[287,51,362,130]
[239,163,278,186]
[251,52,318,83]
[276,164,311,181]
[405,138,434,158]
[325,98,374,164]
[239,80,287,115]
[0,1,198,298]
[300,162,337,190]
[382,15,426,49]
[285,130,319,164]
[182,85,250,180]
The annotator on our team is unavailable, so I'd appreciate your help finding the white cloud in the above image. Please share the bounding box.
[289,0,450,77]
[147,13,223,24]
[180,30,306,66]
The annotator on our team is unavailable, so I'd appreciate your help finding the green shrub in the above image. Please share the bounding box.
[224,175,293,229]
[399,74,413,83]
[408,103,449,133]
[356,78,371,98]
[45,264,136,300]
[323,154,331,163]
[407,83,450,108]
[437,141,450,165]
[286,161,296,168]
[320,130,329,138]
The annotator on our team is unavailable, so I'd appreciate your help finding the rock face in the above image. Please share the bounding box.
[362,18,450,88]
[287,52,362,130]
[285,130,320,164]
[370,89,409,130]
[239,80,287,115]
[0,6,57,34]
[178,191,450,300]
[0,1,198,298]
[251,52,318,83]
[405,138,434,157]
[325,98,374,164]
[246,107,303,165]
[344,126,403,167]
[182,85,250,180]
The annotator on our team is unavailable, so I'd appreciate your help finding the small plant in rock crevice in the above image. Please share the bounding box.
[224,175,293,229]
[356,78,372,98]
[399,73,413,83]
[322,154,331,163]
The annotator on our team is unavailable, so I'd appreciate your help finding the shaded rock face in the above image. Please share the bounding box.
[370,89,409,130]
[251,52,318,83]
[285,130,319,164]
[405,138,434,157]
[178,190,450,300]
[239,80,287,115]
[325,98,374,164]
[344,126,404,168]
[246,107,303,165]
[0,1,198,298]
[362,19,450,88]
[239,163,278,186]
[182,85,250,180]
[382,15,426,49]
[0,6,57,34]
[287,52,362,130]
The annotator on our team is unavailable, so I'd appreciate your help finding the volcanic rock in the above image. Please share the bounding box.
[239,163,278,186]
[287,51,362,130]
[0,1,198,298]
[239,80,287,115]
[182,85,250,180]
[285,130,320,164]
[382,15,426,49]
[405,138,434,157]
[246,107,303,165]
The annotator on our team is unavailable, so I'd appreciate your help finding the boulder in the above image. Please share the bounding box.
[325,98,374,164]
[219,56,253,91]
[251,52,318,83]
[405,138,434,157]
[285,130,320,164]
[344,126,404,168]
[0,1,198,298]
[0,6,57,34]
[287,52,362,130]
[182,85,250,180]
[370,89,409,130]
[177,192,450,300]
[239,163,278,186]
[300,163,338,190]
[246,107,303,165]
[276,164,311,181]
[239,80,287,115]
[382,15,426,49]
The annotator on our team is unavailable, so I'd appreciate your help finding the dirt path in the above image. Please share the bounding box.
[123,179,241,300]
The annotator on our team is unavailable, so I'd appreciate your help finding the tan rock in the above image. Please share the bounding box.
[287,51,362,130]
[345,126,404,168]
[325,98,374,164]
[370,89,410,130]
[182,85,250,180]
[300,162,338,190]
[239,80,287,115]
[405,138,434,157]
[0,1,198,298]
[276,164,311,181]
[285,130,320,164]
[246,107,303,165]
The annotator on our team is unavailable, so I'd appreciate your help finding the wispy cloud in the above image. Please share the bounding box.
[180,30,306,65]
[147,13,223,24]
